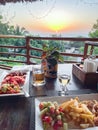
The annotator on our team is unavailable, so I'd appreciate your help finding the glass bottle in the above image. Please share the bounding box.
[41,51,47,73]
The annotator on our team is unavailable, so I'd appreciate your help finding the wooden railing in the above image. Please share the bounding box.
[0,35,98,69]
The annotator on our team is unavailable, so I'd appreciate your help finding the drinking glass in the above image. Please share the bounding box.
[32,65,46,87]
[58,73,71,96]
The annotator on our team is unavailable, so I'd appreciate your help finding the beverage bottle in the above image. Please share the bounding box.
[41,51,47,73]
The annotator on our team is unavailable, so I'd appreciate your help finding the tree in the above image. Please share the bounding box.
[88,19,98,55]
[0,14,30,58]
[0,14,29,36]
[89,19,98,38]
[13,25,29,36]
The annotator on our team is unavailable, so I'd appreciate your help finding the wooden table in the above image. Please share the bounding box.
[0,64,97,130]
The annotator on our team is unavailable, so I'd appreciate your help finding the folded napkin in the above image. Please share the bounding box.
[0,70,9,84]
[11,65,33,71]
[83,58,97,72]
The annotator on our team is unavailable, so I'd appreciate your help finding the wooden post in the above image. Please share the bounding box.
[83,43,88,59]
[26,37,30,64]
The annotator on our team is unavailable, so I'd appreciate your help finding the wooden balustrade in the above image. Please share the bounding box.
[0,35,98,69]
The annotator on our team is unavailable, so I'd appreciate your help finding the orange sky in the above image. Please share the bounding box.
[1,0,98,36]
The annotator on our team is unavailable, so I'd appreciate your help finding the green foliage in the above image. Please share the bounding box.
[79,47,84,54]
[93,47,98,55]
[88,19,98,55]
[70,41,84,48]
[89,19,98,38]
[43,44,64,63]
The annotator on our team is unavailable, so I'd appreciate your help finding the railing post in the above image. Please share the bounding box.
[83,42,98,60]
[26,36,30,64]
[90,46,94,56]
[83,43,88,59]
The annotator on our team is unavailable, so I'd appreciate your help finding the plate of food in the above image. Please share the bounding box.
[35,93,98,130]
[0,70,30,97]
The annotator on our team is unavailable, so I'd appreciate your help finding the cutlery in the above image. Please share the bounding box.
[21,88,30,97]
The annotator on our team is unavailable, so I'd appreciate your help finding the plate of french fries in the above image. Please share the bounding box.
[35,93,98,130]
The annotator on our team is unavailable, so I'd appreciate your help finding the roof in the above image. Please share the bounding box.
[0,0,42,5]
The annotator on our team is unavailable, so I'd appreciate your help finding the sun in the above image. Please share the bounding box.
[45,10,73,32]
[47,17,65,32]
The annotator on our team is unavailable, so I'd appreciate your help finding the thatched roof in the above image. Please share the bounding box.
[0,0,42,5]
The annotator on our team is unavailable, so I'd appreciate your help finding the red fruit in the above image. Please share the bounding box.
[43,116,52,124]
[55,109,60,115]
[59,107,64,112]
[49,106,55,114]
[53,120,63,130]
[39,102,44,110]
[56,120,63,127]
[11,76,25,85]
[10,80,19,86]
[4,76,11,81]
[53,123,59,130]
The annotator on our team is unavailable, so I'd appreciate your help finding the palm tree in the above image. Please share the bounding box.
[13,25,29,36]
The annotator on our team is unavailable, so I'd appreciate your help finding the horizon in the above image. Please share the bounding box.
[0,0,98,37]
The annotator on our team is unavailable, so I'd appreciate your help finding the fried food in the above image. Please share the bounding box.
[59,97,98,129]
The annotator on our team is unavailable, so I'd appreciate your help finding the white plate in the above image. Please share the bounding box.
[0,70,30,97]
[35,93,98,130]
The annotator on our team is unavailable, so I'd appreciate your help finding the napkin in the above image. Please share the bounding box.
[11,65,33,71]
[83,58,97,72]
[0,70,9,84]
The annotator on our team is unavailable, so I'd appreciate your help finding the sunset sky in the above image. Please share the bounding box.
[0,0,98,37]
